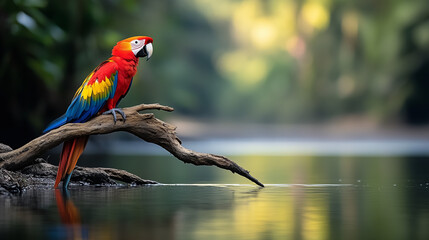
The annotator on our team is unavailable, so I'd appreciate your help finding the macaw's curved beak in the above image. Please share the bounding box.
[136,43,153,61]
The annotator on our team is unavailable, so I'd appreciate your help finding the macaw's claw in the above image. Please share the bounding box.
[102,108,126,124]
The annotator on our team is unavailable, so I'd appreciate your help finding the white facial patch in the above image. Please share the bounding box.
[131,39,145,55]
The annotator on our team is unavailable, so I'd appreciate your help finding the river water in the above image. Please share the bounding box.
[1,153,429,239]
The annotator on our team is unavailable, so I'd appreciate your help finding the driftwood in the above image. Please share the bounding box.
[20,160,158,185]
[0,160,158,195]
[0,103,264,187]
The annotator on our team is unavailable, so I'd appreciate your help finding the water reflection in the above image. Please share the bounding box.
[1,156,429,239]
[54,189,85,240]
[0,184,428,239]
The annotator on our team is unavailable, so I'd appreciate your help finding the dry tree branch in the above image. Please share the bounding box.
[0,103,264,187]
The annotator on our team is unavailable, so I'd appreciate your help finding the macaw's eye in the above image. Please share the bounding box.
[131,39,144,50]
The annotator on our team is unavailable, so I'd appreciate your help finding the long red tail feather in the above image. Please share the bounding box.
[54,136,89,188]
[65,137,88,175]
[54,140,74,188]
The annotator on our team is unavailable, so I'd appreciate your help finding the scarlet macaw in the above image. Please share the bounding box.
[44,36,153,188]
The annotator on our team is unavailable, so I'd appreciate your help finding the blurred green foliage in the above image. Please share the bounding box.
[1,0,429,147]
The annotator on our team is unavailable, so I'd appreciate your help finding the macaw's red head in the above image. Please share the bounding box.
[112,36,153,61]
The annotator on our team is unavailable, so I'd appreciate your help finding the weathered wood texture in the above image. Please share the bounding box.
[0,104,264,187]
[21,161,158,185]
[1,160,157,195]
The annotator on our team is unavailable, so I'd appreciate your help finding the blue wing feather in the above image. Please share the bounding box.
[43,114,67,133]
[43,62,118,133]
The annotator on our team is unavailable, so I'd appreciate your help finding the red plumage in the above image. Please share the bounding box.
[46,36,154,188]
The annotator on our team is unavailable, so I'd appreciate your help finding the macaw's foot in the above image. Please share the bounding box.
[102,108,126,124]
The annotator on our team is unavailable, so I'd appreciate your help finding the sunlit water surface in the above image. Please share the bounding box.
[1,155,429,240]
